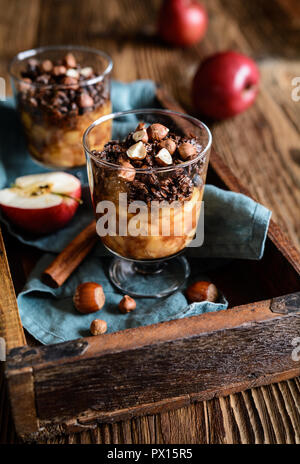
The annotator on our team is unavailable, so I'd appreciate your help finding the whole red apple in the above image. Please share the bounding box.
[192,51,260,119]
[0,172,81,235]
[158,0,208,47]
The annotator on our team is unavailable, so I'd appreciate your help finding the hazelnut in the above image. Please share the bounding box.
[66,68,80,79]
[178,142,197,160]
[132,129,148,143]
[155,148,173,167]
[118,295,136,313]
[41,59,53,73]
[118,160,136,182]
[159,138,177,155]
[62,76,79,90]
[186,281,219,303]
[126,141,147,160]
[53,65,67,76]
[78,93,94,108]
[135,122,146,131]
[90,319,107,335]
[147,123,169,141]
[73,282,105,314]
[64,52,77,68]
[80,67,93,78]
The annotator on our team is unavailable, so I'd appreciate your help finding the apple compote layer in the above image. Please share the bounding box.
[89,122,208,260]
[16,53,111,168]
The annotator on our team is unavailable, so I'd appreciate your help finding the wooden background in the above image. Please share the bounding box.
[0,0,300,444]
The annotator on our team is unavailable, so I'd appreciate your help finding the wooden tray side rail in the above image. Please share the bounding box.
[5,297,300,440]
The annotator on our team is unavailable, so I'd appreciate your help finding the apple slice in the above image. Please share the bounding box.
[0,172,81,235]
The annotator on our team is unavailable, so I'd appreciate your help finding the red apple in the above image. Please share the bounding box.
[158,0,208,47]
[0,172,81,235]
[192,51,260,119]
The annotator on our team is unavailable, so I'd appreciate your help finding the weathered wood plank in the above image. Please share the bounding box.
[0,229,25,352]
[4,299,300,440]
[6,367,39,438]
[1,0,40,93]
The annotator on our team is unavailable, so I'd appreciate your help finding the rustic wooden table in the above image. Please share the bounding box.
[0,0,300,444]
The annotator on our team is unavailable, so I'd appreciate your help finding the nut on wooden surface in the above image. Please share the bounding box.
[73,282,105,314]
[118,295,137,313]
[186,281,219,303]
[90,319,107,335]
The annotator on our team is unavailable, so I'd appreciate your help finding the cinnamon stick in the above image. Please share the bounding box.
[42,221,97,288]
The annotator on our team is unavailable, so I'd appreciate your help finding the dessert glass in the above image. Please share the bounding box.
[83,109,212,298]
[9,45,113,169]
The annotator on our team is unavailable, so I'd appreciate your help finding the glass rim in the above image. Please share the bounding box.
[83,108,212,174]
[8,44,113,89]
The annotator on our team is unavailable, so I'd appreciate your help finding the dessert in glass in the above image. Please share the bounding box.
[83,109,211,298]
[9,45,113,169]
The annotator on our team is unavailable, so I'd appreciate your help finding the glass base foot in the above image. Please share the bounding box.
[109,256,190,298]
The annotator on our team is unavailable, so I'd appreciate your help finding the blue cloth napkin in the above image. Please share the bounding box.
[0,80,271,345]
[18,255,228,344]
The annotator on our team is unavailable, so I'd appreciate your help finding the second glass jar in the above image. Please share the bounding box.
[9,45,113,169]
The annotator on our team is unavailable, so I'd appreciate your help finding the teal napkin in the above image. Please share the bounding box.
[0,80,271,345]
[18,255,228,344]
[16,184,270,344]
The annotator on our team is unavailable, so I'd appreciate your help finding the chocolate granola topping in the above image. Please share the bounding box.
[92,123,204,203]
[17,53,109,126]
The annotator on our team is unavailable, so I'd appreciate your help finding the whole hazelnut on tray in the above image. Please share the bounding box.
[73,282,105,314]
[186,281,219,303]
[90,319,107,336]
[118,295,137,313]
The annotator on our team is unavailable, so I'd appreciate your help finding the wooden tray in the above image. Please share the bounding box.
[1,90,300,441]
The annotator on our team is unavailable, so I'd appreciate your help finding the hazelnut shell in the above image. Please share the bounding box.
[147,123,169,141]
[178,142,197,160]
[186,281,219,303]
[159,138,177,155]
[118,295,136,313]
[73,282,105,314]
[90,319,107,335]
